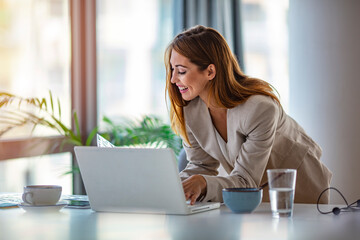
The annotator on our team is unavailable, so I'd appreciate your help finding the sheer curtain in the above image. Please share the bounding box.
[173,0,244,70]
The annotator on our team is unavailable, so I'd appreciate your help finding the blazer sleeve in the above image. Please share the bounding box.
[201,98,280,202]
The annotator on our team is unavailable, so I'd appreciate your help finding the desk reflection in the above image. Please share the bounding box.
[166,209,241,240]
[2,203,358,240]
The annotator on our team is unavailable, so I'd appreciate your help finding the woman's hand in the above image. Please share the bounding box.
[182,175,207,205]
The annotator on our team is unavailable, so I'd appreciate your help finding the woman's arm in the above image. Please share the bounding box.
[179,129,220,204]
[179,139,220,180]
[202,97,280,202]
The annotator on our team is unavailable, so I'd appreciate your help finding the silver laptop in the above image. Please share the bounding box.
[74,145,220,215]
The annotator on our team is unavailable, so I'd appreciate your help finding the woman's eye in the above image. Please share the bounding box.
[178,71,186,75]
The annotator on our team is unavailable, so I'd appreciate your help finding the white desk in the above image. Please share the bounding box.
[0,200,359,240]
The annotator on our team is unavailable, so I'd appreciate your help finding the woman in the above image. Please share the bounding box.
[165,25,332,205]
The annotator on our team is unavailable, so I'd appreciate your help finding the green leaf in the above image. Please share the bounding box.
[102,116,113,124]
[73,111,81,140]
[63,137,83,147]
[86,127,98,146]
[57,97,61,120]
[49,90,54,114]
[51,115,77,139]
[38,97,47,110]
[61,167,80,176]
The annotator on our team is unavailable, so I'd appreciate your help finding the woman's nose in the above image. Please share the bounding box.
[171,72,177,84]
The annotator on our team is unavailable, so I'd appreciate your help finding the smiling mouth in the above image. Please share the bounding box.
[178,86,189,93]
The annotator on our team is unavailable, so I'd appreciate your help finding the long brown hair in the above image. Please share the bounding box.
[165,25,280,145]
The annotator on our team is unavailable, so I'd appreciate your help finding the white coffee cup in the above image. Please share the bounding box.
[22,185,62,206]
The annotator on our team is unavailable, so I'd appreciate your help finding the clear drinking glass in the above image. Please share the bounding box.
[267,169,297,218]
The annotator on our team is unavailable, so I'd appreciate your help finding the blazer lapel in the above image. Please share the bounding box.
[185,97,226,163]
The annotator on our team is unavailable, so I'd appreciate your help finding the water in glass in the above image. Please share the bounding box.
[269,187,294,218]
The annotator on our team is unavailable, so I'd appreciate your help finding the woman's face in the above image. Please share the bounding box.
[170,50,213,102]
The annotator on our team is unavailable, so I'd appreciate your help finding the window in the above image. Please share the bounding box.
[0,153,72,194]
[241,0,289,111]
[0,0,72,194]
[97,0,174,128]
[0,0,71,138]
[0,0,174,194]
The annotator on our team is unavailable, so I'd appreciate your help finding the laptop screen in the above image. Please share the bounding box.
[96,134,115,148]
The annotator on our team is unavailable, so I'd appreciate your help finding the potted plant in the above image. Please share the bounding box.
[0,91,182,166]
[102,115,182,157]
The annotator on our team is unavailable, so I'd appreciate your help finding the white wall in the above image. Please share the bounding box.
[289,0,360,204]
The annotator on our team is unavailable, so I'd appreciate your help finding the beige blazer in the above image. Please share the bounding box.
[179,95,332,204]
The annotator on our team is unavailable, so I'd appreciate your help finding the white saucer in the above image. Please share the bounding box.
[18,202,68,212]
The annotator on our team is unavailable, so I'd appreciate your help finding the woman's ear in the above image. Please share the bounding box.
[207,64,216,80]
